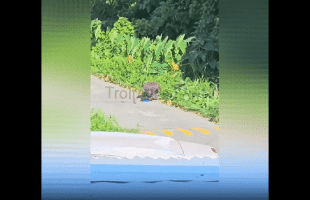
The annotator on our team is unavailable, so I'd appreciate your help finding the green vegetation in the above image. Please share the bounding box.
[90,1,219,123]
[91,16,219,123]
[91,108,141,133]
[112,16,136,37]
[91,0,219,85]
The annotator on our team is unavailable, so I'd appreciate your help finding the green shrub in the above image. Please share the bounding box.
[154,74,219,122]
[133,18,150,38]
[91,55,147,89]
[91,108,140,133]
[112,16,136,37]
[90,20,194,75]
[90,18,104,50]
[91,108,121,132]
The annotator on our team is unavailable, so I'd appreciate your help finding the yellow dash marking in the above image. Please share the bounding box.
[176,129,193,135]
[142,131,155,135]
[193,128,210,134]
[161,130,174,136]
[213,126,219,131]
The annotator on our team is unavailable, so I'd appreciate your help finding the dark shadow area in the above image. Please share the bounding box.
[143,181,163,183]
[91,181,130,184]
[168,180,193,182]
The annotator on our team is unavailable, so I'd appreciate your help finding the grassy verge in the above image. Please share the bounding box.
[91,108,141,133]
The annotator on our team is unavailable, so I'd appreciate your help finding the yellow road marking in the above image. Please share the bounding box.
[192,128,210,134]
[176,129,193,135]
[160,130,174,136]
[213,126,219,131]
[142,131,155,135]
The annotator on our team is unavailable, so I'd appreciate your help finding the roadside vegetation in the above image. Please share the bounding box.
[91,108,140,133]
[91,17,219,123]
[90,0,219,124]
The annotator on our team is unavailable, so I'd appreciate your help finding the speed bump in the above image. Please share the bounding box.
[160,130,174,136]
[176,129,193,135]
[192,128,211,134]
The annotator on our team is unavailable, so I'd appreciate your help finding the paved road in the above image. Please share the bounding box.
[91,75,220,154]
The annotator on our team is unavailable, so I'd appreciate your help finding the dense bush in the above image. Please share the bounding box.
[91,17,195,76]
[92,55,147,89]
[112,16,136,37]
[91,0,219,88]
